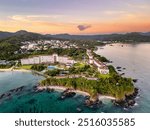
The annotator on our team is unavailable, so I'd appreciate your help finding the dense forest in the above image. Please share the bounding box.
[0,42,20,60]
[0,41,87,61]
[40,65,134,100]
[31,64,46,71]
[0,64,13,69]
[0,31,91,60]
[40,75,134,100]
[92,51,109,62]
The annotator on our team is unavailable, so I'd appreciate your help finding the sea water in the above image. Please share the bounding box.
[95,43,150,113]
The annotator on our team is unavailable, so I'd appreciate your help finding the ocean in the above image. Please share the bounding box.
[0,43,150,113]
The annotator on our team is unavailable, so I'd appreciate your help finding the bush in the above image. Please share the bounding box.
[31,64,46,71]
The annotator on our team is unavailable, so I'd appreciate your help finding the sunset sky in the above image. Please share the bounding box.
[0,0,150,34]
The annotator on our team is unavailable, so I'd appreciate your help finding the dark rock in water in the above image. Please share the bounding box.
[0,94,6,99]
[120,73,125,76]
[61,88,70,95]
[84,99,92,106]
[0,86,26,101]
[15,86,25,92]
[92,100,103,109]
[134,88,139,93]
[113,100,128,108]
[9,88,16,93]
[59,91,76,100]
[65,92,76,98]
[19,86,25,91]
[118,69,122,72]
[128,100,135,106]
[8,86,25,94]
[116,66,122,69]
[85,95,90,100]
[15,88,19,92]
[35,89,44,93]
[6,93,11,97]
[46,88,54,93]
[84,98,102,109]
[59,89,76,99]
[33,86,37,90]
[123,68,126,70]
[114,99,135,108]
[27,99,37,104]
[113,88,139,108]
[132,88,139,97]
[133,79,138,83]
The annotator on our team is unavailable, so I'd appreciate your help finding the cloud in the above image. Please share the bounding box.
[77,24,91,31]
[127,3,150,9]
[104,10,126,15]
[9,15,65,22]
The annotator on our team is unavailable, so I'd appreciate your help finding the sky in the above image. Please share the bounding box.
[0,0,150,34]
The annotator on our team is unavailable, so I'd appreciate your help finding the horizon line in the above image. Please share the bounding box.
[0,29,150,36]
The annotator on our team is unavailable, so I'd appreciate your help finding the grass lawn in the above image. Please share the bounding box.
[74,62,86,68]
[98,74,111,78]
[18,65,32,70]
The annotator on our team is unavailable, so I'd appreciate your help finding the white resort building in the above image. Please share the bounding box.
[87,50,109,74]
[86,50,94,64]
[21,54,76,65]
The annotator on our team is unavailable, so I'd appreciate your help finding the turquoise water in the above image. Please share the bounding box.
[0,71,126,113]
[0,43,150,113]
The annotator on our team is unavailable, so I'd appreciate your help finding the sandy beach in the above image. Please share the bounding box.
[0,68,31,72]
[37,86,90,96]
[98,95,116,100]
[13,69,31,72]
[0,68,12,72]
[37,86,117,100]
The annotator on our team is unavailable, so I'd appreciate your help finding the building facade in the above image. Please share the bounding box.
[86,50,109,74]
[21,54,76,65]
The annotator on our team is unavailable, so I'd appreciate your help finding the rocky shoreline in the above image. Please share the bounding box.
[35,86,113,111]
[0,86,25,101]
[112,88,139,108]
[0,84,139,112]
[35,85,140,110]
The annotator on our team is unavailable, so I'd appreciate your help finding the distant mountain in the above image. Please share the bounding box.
[48,34,101,40]
[14,30,29,35]
[140,32,150,36]
[0,30,150,43]
[48,32,150,42]
[0,30,49,44]
[0,31,14,39]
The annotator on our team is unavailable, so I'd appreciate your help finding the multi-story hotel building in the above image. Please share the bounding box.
[87,50,109,74]
[21,54,75,65]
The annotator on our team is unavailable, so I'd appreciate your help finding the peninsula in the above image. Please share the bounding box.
[0,36,138,109]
